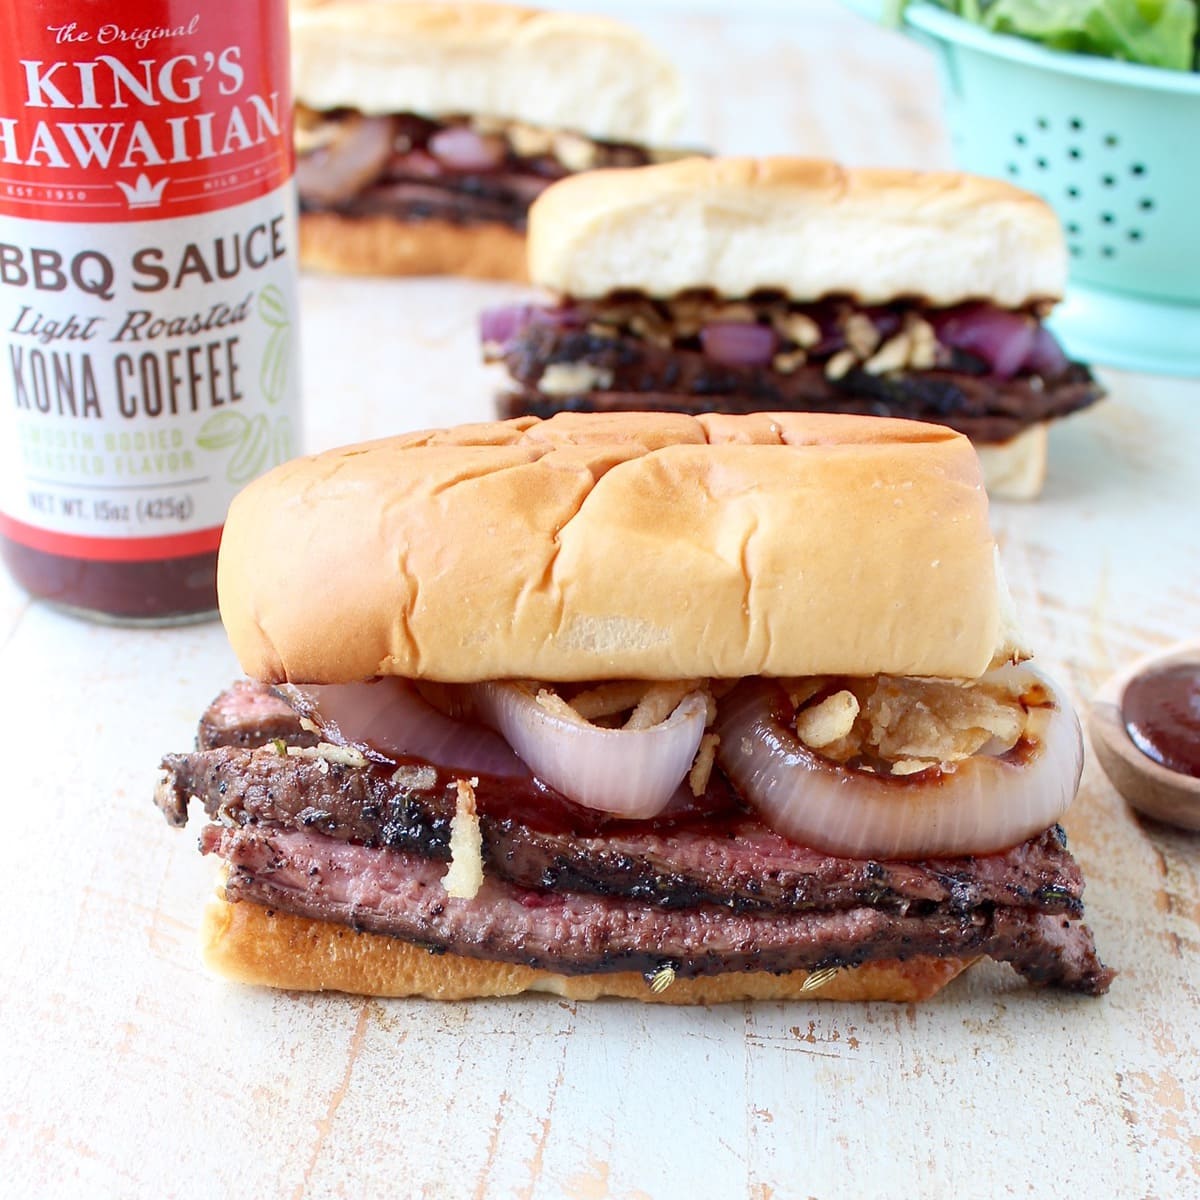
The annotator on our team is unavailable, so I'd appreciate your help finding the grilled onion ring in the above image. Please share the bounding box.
[294,114,396,208]
[473,682,708,818]
[281,679,526,779]
[714,666,1082,858]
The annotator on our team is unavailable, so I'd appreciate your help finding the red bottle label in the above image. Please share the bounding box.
[0,1,292,222]
[0,1,301,564]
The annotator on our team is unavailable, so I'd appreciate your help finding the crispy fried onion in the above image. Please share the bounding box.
[714,665,1082,858]
[471,681,711,818]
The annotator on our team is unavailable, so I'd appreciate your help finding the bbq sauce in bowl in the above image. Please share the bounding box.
[1121,663,1200,780]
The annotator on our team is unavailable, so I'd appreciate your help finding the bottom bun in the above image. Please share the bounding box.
[201,896,973,1003]
[975,422,1048,501]
[299,210,528,280]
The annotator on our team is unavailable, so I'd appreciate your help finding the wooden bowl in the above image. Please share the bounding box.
[1089,640,1200,831]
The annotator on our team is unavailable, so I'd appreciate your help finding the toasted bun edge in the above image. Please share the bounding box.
[202,896,972,1004]
[976,422,1049,501]
[299,211,528,281]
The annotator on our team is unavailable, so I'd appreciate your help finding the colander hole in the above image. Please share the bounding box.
[1101,246,1116,258]
[1036,117,1050,130]
[1140,198,1155,211]
[1068,147,1083,160]
[1014,133,1027,146]
[1129,230,1143,242]
[1101,174,1116,187]
[1101,213,1115,225]
[1066,186,1080,199]
[1006,162,1020,177]
[1036,157,1049,169]
[1104,134,1119,147]
[1131,163,1146,176]
[1066,222,1080,235]
[1069,245,1081,258]
[1068,117,1084,131]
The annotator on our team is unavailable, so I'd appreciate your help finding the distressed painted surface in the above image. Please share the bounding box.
[2,5,1198,1198]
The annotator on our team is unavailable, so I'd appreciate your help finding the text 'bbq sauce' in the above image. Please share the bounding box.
[1122,663,1200,780]
[0,1,301,623]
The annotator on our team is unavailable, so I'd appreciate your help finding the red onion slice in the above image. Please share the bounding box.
[479,303,584,346]
[386,148,443,180]
[699,322,778,367]
[932,304,1037,380]
[472,683,709,818]
[1022,324,1070,379]
[281,680,527,779]
[479,305,543,345]
[428,127,507,173]
[714,666,1082,858]
[295,114,396,207]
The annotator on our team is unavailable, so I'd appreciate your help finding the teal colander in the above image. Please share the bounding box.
[903,4,1200,376]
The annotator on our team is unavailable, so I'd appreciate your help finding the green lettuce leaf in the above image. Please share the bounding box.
[981,0,1197,70]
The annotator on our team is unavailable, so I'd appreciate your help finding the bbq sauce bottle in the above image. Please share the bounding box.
[0,0,301,623]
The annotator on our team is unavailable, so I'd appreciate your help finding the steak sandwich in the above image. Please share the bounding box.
[155,411,1112,1001]
[482,158,1104,497]
[291,1,685,280]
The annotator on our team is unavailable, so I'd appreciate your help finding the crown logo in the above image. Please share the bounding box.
[115,173,168,209]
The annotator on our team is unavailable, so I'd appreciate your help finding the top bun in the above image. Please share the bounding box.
[529,157,1066,307]
[219,412,1022,686]
[290,1,684,146]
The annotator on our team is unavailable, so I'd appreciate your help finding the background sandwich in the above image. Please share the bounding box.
[155,411,1111,1001]
[292,1,686,280]
[481,157,1103,496]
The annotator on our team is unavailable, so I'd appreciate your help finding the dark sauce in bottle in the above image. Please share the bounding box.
[0,0,299,624]
[1121,663,1200,779]
[1,539,218,625]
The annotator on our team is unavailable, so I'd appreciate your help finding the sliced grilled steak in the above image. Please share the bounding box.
[327,180,535,230]
[297,110,654,231]
[197,680,318,751]
[207,823,1114,994]
[157,743,1086,917]
[496,324,1100,444]
[164,682,1111,993]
